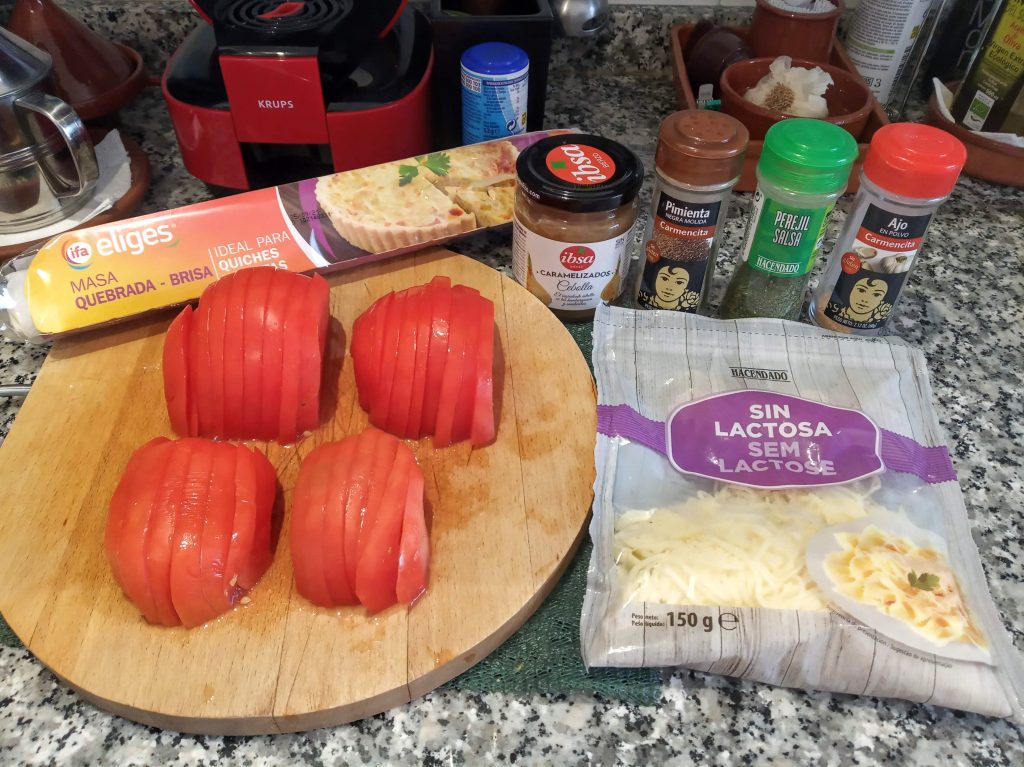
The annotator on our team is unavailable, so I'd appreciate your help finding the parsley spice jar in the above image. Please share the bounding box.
[636,110,748,314]
[512,134,644,322]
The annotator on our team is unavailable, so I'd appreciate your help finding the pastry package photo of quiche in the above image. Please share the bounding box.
[312,138,524,253]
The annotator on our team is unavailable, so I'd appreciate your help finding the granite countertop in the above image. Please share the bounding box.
[2,3,1024,765]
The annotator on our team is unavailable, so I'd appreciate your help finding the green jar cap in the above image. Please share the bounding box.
[758,119,858,195]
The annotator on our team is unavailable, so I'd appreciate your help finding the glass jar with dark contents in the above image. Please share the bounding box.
[512,134,644,322]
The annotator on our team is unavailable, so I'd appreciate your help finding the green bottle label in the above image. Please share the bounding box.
[741,190,833,278]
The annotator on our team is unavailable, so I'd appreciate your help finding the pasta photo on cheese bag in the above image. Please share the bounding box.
[581,305,1024,717]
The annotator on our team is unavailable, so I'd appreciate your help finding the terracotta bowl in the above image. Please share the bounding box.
[925,81,1024,188]
[720,57,872,142]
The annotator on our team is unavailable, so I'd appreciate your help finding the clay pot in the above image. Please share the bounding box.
[720,56,872,142]
[6,0,146,121]
[746,0,844,64]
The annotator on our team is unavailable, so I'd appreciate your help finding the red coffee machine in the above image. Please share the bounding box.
[163,0,433,191]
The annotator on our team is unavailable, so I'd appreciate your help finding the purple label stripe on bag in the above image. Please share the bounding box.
[597,393,957,488]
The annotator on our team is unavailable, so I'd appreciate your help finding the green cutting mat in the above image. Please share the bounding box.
[0,319,662,705]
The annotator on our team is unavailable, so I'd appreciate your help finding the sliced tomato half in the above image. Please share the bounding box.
[259,271,290,441]
[143,440,193,627]
[204,279,230,438]
[198,441,238,616]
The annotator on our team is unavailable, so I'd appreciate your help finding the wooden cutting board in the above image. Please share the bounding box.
[0,248,596,735]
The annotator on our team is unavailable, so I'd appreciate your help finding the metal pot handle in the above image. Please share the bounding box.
[14,91,99,200]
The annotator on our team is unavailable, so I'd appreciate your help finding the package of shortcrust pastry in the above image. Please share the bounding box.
[0,131,567,343]
[580,304,1024,718]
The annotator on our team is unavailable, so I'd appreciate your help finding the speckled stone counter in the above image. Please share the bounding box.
[2,4,1023,765]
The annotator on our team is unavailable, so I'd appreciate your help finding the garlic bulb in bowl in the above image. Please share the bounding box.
[744,56,833,118]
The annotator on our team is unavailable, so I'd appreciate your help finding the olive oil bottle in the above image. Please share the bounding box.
[951,0,1024,132]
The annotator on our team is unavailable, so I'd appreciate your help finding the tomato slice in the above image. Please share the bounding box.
[352,292,385,413]
[370,291,405,431]
[322,437,358,605]
[343,427,380,590]
[163,306,193,436]
[106,437,172,624]
[224,444,275,597]
[143,440,192,627]
[242,268,274,440]
[198,442,238,616]
[367,292,394,410]
[422,277,452,438]
[470,294,496,447]
[355,441,414,613]
[451,285,482,444]
[277,275,306,444]
[259,271,290,441]
[356,428,399,579]
[295,273,329,436]
[221,270,250,439]
[407,285,433,438]
[290,443,335,606]
[169,439,218,627]
[188,290,214,437]
[388,286,423,438]
[395,460,428,605]
[204,279,230,438]
[433,287,473,448]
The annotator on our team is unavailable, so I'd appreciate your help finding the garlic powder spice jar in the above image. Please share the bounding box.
[512,134,644,322]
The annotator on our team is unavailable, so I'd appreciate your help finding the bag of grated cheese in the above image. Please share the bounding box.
[580,304,1024,717]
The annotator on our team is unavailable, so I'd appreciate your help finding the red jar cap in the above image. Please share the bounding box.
[862,123,966,200]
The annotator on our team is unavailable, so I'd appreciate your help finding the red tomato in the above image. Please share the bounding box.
[169,440,218,627]
[289,443,336,607]
[106,437,173,625]
[470,293,496,447]
[198,441,238,616]
[370,291,406,431]
[163,307,192,436]
[358,429,400,572]
[351,298,379,412]
[388,285,424,437]
[295,273,329,436]
[395,465,428,605]
[355,441,414,613]
[108,439,275,627]
[322,438,358,605]
[421,277,452,437]
[451,285,481,444]
[221,270,251,439]
[242,269,274,439]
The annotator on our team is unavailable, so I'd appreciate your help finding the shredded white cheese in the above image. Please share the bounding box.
[614,483,881,611]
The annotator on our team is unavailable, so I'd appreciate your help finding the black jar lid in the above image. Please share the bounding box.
[516,134,645,213]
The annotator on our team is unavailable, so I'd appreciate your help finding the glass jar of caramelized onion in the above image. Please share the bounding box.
[512,134,644,321]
